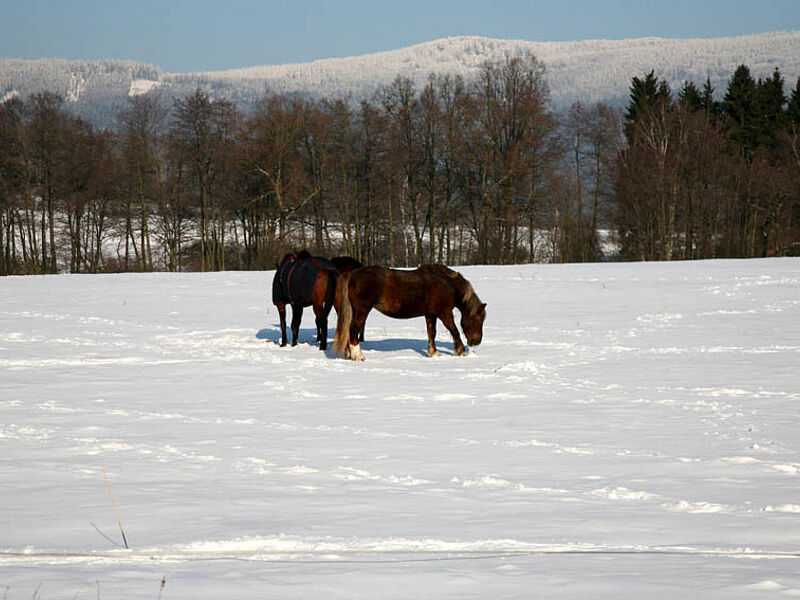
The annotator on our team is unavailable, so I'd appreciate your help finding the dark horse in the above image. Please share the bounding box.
[272,251,338,350]
[330,256,363,274]
[332,264,487,361]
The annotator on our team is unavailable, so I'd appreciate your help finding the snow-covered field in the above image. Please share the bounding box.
[1,258,799,598]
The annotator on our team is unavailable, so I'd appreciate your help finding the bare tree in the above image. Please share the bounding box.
[117,93,169,271]
[170,90,239,271]
[467,55,554,263]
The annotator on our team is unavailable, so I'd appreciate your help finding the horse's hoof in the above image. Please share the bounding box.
[349,344,365,361]
[455,347,467,356]
[428,349,441,357]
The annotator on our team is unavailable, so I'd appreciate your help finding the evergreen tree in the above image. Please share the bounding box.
[722,64,759,155]
[678,81,702,112]
[758,68,787,119]
[757,67,787,150]
[626,72,657,122]
[786,77,800,124]
[657,80,673,104]
[625,71,671,142]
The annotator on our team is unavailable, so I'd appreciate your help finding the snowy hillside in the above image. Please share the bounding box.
[2,258,800,598]
[191,31,800,109]
[0,59,163,127]
[2,31,799,129]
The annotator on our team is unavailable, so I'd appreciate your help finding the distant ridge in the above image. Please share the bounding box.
[2,31,799,129]
[191,32,800,106]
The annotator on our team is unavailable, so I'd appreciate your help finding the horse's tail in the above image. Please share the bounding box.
[324,267,337,313]
[332,272,352,357]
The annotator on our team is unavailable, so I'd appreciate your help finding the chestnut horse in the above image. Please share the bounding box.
[272,251,338,350]
[332,264,487,361]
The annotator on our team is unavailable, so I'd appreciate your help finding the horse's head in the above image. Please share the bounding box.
[462,302,487,347]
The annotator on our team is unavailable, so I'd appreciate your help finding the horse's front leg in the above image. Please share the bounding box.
[425,315,440,357]
[277,302,288,347]
[440,310,467,356]
[290,304,303,346]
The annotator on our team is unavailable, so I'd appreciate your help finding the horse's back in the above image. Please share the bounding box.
[346,266,387,303]
[416,264,461,283]
[273,254,336,306]
[346,265,455,319]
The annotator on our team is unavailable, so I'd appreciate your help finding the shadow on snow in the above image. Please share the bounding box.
[255,327,456,357]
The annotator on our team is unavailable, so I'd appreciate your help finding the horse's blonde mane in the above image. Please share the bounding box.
[445,269,482,315]
[461,281,483,315]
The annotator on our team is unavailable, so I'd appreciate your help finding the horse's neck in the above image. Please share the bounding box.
[456,281,482,316]
[454,285,472,314]
[279,256,295,277]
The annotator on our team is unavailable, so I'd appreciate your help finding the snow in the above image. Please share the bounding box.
[194,32,800,108]
[3,31,799,130]
[128,79,160,97]
[1,88,19,103]
[1,258,799,598]
[65,72,85,103]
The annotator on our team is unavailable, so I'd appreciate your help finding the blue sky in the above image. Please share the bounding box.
[1,0,799,72]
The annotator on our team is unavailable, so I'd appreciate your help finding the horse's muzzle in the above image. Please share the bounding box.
[468,338,482,347]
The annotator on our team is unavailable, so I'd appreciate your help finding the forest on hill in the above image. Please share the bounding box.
[4,32,799,129]
[1,57,799,275]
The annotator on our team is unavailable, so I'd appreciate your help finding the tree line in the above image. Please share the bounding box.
[1,57,798,276]
[617,66,800,260]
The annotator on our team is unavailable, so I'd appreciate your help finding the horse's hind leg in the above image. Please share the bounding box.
[277,302,288,347]
[317,270,337,351]
[425,315,440,357]
[313,303,329,351]
[440,310,467,356]
[347,309,369,361]
[290,304,303,346]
